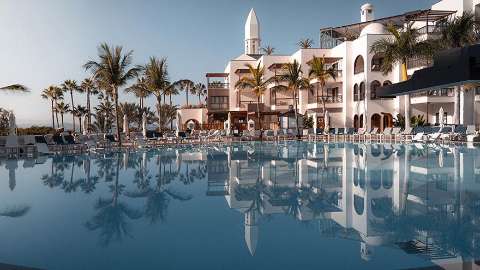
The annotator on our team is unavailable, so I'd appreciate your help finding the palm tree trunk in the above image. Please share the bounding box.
[198,93,201,105]
[294,88,300,139]
[170,95,172,105]
[51,100,55,129]
[256,96,261,131]
[113,86,122,147]
[79,117,83,134]
[87,90,91,130]
[321,85,326,127]
[70,90,76,132]
[157,95,162,131]
[61,114,64,128]
[55,100,60,128]
[186,87,189,106]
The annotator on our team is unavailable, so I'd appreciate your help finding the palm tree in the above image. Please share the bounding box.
[178,79,194,107]
[261,45,275,55]
[93,99,115,133]
[370,23,434,129]
[308,56,337,126]
[144,57,169,131]
[235,62,270,131]
[193,83,207,105]
[80,78,99,130]
[75,105,88,134]
[61,80,80,132]
[41,85,63,128]
[0,84,28,92]
[438,12,479,125]
[439,12,478,49]
[125,77,151,109]
[119,102,137,132]
[278,60,311,137]
[84,43,142,146]
[55,101,70,128]
[157,104,178,129]
[297,38,314,49]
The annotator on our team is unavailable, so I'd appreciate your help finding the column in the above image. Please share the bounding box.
[460,88,475,125]
[404,95,411,130]
[453,86,460,125]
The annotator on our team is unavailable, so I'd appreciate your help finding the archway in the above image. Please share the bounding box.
[382,113,393,129]
[353,84,359,101]
[353,115,359,129]
[359,82,365,101]
[184,119,201,130]
[354,55,365,74]
[371,114,381,131]
[370,80,381,100]
[371,53,384,72]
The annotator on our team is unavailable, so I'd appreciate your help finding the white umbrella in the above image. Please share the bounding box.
[248,119,255,131]
[324,110,330,132]
[439,107,445,129]
[8,111,16,136]
[176,112,182,133]
[83,115,89,135]
[123,114,129,136]
[142,112,147,138]
[187,120,195,131]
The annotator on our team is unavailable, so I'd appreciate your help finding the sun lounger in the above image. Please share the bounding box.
[353,128,366,142]
[379,127,392,142]
[365,128,379,142]
[400,127,414,141]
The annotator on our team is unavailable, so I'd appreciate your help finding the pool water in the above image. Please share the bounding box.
[0,142,479,270]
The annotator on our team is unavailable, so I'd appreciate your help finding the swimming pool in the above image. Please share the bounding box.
[0,142,479,269]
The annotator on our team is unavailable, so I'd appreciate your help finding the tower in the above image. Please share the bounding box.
[245,8,260,55]
[361,3,374,22]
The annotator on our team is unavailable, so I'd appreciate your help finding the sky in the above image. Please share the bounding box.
[0,0,438,126]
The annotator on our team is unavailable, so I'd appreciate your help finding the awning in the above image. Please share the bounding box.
[377,44,480,97]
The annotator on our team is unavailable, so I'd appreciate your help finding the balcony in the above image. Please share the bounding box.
[411,89,454,98]
[307,95,343,110]
[208,103,229,110]
[410,89,455,104]
[208,82,229,89]
[407,57,433,70]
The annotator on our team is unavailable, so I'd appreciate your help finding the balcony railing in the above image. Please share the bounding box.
[411,88,454,97]
[208,103,229,110]
[208,82,229,89]
[310,95,343,104]
[417,25,444,35]
[407,57,433,69]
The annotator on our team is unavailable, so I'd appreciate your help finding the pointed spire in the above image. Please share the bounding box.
[245,8,260,40]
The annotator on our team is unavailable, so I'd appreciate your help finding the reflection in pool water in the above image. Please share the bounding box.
[0,142,479,269]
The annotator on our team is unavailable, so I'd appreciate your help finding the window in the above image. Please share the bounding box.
[354,55,365,74]
[370,80,381,100]
[359,82,365,101]
[354,84,359,101]
[210,96,229,109]
[371,54,384,72]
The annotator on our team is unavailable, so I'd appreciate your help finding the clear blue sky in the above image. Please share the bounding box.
[0,0,438,126]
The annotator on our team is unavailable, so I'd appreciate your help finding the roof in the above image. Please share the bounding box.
[320,9,455,41]
[377,44,480,97]
[206,73,229,78]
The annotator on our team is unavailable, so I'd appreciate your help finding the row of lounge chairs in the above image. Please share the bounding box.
[260,125,478,143]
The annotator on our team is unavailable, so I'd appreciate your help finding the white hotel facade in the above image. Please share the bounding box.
[181,0,480,131]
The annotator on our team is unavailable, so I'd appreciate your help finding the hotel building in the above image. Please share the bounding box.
[181,0,480,131]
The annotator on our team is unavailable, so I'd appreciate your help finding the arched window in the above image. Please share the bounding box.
[383,80,392,86]
[359,82,365,101]
[353,84,359,101]
[354,195,365,215]
[354,55,365,74]
[353,115,359,129]
[370,80,381,100]
[371,53,384,72]
[371,114,381,130]
[359,114,364,128]
[369,170,382,190]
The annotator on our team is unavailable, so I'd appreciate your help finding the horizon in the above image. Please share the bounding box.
[0,0,438,126]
